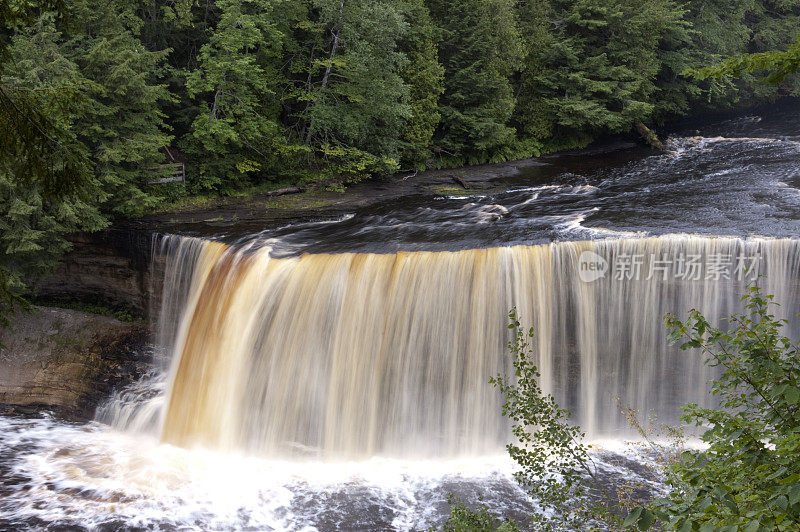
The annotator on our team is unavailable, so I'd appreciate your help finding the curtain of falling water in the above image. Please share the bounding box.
[97,235,228,432]
[139,235,800,459]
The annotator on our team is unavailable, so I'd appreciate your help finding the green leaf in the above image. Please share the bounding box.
[784,386,800,405]
[743,520,761,532]
[789,484,800,505]
[638,508,655,531]
[775,495,789,511]
[623,507,643,528]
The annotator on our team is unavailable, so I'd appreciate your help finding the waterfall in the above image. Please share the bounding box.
[137,235,800,460]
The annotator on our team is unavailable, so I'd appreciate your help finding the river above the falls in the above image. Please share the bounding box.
[210,101,800,257]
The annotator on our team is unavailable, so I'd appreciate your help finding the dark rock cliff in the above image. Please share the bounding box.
[36,228,164,322]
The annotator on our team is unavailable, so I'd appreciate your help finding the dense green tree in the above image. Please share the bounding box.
[649,5,702,121]
[688,1,800,88]
[135,0,208,148]
[512,0,556,153]
[397,0,444,170]
[677,1,800,106]
[691,36,800,85]
[185,0,288,191]
[0,172,106,313]
[287,0,411,183]
[1,0,170,323]
[136,0,197,56]
[427,0,524,166]
[65,0,173,216]
[527,0,688,145]
[0,12,104,322]
[750,0,800,53]
[682,0,759,106]
[686,0,755,57]
[0,2,92,200]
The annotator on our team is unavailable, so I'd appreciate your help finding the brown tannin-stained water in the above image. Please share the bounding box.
[156,235,799,457]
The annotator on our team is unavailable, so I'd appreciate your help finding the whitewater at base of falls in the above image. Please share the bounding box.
[0,410,680,531]
[0,413,539,530]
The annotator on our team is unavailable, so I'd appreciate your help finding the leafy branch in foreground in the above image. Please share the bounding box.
[432,494,518,532]
[686,36,800,85]
[626,285,800,531]
[614,403,685,519]
[490,308,600,531]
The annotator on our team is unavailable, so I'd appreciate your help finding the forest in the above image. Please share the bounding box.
[1,0,800,309]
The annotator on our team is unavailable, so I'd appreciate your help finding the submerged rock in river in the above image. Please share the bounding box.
[0,307,149,420]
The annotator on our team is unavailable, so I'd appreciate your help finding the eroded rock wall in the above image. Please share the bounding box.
[0,307,149,420]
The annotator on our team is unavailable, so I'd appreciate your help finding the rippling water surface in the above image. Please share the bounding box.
[234,104,800,256]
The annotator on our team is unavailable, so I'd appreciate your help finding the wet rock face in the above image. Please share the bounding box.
[0,307,150,421]
[36,229,159,320]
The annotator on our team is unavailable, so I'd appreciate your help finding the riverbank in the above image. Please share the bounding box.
[135,138,644,238]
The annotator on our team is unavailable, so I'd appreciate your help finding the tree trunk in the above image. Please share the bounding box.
[634,122,665,151]
[264,186,306,197]
[305,1,344,145]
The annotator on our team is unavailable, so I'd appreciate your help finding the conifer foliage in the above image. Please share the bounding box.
[2,0,800,315]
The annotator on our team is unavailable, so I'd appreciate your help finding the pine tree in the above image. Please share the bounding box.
[513,0,556,152]
[287,0,411,183]
[185,0,289,192]
[682,0,757,106]
[398,0,444,170]
[1,13,106,320]
[750,0,800,53]
[525,0,687,145]
[686,0,755,57]
[744,0,800,93]
[427,0,524,166]
[63,0,172,216]
[649,4,701,121]
[0,2,93,201]
[136,0,208,147]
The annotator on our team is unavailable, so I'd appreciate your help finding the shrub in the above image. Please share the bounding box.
[627,285,800,531]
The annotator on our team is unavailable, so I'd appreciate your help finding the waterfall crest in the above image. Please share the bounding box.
[146,235,800,459]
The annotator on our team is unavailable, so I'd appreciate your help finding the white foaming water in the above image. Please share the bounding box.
[442,194,487,200]
[1,411,687,530]
[95,364,166,436]
[0,415,533,530]
[665,135,800,158]
[511,184,599,209]
[545,207,643,239]
[475,204,510,222]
